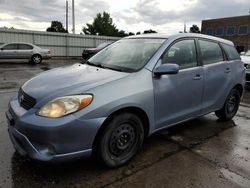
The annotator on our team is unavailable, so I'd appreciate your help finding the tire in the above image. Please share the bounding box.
[31,54,42,64]
[97,113,144,168]
[215,88,241,121]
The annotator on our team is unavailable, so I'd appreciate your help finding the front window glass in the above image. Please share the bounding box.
[88,38,165,72]
[161,39,197,69]
[3,44,18,50]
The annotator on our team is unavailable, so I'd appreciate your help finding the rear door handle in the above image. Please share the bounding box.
[193,74,202,80]
[225,68,231,73]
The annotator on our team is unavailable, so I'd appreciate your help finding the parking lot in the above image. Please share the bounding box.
[0,60,250,188]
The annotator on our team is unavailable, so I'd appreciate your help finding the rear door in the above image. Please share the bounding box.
[153,39,204,129]
[198,39,233,113]
[0,44,18,59]
[17,44,34,59]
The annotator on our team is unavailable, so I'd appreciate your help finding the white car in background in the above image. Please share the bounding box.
[240,50,250,85]
[0,42,51,64]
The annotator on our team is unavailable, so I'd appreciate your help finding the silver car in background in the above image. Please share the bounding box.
[0,42,51,64]
[240,50,250,84]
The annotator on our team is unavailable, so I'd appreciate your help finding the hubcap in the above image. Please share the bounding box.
[33,56,41,63]
[109,123,136,157]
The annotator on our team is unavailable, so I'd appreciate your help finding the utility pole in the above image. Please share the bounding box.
[184,21,187,33]
[72,0,75,34]
[66,0,68,32]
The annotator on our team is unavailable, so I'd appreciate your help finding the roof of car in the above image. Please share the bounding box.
[125,33,234,46]
[5,42,34,45]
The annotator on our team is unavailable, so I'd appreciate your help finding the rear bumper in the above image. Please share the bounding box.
[42,54,52,60]
[6,96,106,162]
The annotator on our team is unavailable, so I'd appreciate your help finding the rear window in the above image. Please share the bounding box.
[221,43,240,60]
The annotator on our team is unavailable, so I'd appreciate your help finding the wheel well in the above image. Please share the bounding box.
[92,107,150,150]
[233,84,243,97]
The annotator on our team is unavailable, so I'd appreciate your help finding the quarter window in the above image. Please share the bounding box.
[238,25,248,35]
[162,40,197,69]
[199,40,224,65]
[221,43,240,60]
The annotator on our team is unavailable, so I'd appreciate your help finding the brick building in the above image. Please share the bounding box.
[201,15,250,52]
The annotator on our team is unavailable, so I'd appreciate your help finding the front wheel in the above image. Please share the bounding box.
[97,113,144,168]
[215,88,241,121]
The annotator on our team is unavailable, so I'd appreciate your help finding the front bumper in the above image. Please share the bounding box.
[6,96,106,162]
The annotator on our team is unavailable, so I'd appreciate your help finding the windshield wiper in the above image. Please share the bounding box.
[85,61,106,69]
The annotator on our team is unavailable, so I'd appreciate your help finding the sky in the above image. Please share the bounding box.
[0,0,249,35]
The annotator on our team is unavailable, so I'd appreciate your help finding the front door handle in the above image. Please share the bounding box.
[193,74,202,80]
[225,68,231,73]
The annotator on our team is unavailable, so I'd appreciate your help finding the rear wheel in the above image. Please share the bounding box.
[97,113,144,168]
[32,54,42,64]
[215,88,241,121]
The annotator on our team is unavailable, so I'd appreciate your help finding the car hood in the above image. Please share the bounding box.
[22,63,129,101]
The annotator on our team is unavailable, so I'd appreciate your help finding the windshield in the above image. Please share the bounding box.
[88,38,165,72]
[97,42,110,49]
[245,50,250,56]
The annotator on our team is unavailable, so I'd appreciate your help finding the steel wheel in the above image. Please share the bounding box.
[215,88,241,121]
[96,113,144,168]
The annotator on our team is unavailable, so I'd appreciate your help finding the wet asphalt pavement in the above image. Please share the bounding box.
[0,60,250,188]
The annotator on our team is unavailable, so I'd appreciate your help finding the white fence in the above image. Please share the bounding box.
[0,29,120,57]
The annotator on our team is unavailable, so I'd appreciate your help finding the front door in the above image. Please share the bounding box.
[153,39,204,129]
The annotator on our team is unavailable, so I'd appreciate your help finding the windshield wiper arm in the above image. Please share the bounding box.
[85,61,106,69]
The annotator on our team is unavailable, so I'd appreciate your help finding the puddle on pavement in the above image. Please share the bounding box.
[40,66,51,71]
[0,82,19,90]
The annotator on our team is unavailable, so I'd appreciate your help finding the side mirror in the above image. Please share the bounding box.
[154,63,179,76]
[240,52,245,55]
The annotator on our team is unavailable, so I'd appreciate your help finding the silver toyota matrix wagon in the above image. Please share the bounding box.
[6,33,245,167]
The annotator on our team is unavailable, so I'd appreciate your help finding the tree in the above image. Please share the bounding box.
[143,29,157,34]
[189,25,200,33]
[46,21,68,33]
[83,12,121,36]
[136,32,141,35]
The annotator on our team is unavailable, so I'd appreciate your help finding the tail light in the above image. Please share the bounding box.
[48,49,51,54]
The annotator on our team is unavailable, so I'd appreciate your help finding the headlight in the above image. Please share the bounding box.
[38,95,93,118]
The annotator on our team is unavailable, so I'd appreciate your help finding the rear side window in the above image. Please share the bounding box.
[221,43,240,60]
[199,40,223,65]
[18,44,33,50]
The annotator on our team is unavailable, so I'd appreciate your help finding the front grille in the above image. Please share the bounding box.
[18,89,36,110]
